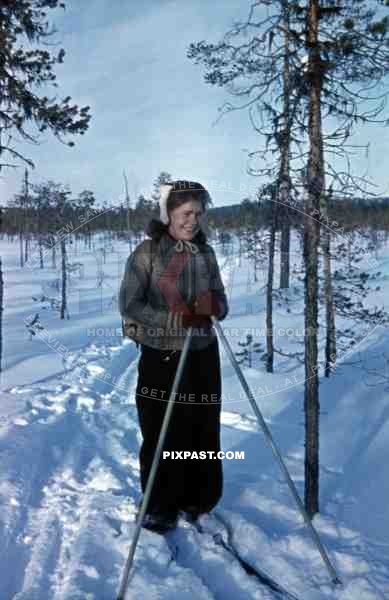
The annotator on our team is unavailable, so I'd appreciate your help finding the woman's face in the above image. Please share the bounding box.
[168,199,204,241]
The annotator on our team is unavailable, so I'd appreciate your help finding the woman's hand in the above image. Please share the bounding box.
[170,292,220,328]
[192,291,221,319]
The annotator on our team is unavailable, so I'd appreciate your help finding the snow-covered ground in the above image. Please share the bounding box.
[1,231,389,599]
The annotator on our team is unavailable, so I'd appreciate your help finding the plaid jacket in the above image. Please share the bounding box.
[119,232,228,351]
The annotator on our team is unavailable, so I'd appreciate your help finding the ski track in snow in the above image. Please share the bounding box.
[0,338,303,600]
[164,515,280,600]
[0,341,140,600]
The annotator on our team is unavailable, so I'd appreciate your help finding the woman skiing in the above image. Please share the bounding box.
[119,180,228,533]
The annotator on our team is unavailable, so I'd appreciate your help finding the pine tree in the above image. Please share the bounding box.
[235,334,263,369]
[301,0,389,515]
[0,0,91,171]
[189,0,389,517]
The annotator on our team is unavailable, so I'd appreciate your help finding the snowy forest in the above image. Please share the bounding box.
[1,1,389,599]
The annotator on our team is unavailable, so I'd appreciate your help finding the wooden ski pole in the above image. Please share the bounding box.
[117,327,193,600]
[211,317,341,585]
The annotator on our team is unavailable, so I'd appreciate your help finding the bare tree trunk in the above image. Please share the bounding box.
[0,256,3,375]
[267,1,292,371]
[279,0,292,290]
[24,236,29,264]
[266,192,278,374]
[347,235,353,271]
[39,236,44,269]
[123,170,132,254]
[23,169,29,264]
[321,197,336,377]
[304,0,323,517]
[60,238,67,319]
[52,242,56,269]
[279,217,290,288]
[19,231,24,267]
[38,208,44,269]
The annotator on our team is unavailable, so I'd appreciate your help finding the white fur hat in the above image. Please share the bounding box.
[159,183,174,224]
[158,181,211,235]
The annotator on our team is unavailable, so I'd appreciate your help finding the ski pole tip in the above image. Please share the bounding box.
[333,576,342,586]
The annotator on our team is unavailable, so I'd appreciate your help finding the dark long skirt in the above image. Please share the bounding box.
[135,337,223,515]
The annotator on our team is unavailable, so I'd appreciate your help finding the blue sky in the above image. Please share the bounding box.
[2,0,389,209]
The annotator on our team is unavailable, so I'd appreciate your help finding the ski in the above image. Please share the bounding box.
[184,510,301,600]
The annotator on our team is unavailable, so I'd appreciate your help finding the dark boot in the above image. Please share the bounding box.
[140,510,178,534]
[181,503,213,522]
[136,497,178,534]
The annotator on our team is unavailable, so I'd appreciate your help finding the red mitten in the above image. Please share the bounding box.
[170,293,220,329]
[192,291,221,318]
[181,311,211,329]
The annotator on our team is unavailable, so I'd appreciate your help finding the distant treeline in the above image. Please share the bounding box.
[1,194,389,239]
[209,196,389,231]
